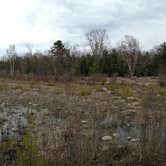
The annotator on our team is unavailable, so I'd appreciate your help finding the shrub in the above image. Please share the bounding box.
[106,80,119,92]
[120,85,133,100]
[16,129,47,166]
[79,86,92,96]
[74,84,93,96]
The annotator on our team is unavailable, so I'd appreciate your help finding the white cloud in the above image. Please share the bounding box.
[0,0,165,54]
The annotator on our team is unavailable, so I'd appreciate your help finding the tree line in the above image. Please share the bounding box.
[0,29,165,80]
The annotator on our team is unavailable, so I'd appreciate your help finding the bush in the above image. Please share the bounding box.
[78,85,92,96]
[106,79,119,92]
[120,85,133,100]
[16,129,47,166]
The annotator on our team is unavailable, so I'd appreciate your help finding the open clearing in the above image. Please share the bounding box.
[0,77,166,165]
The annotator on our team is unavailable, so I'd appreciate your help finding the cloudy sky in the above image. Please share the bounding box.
[0,0,165,54]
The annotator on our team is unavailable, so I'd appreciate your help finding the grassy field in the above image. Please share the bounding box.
[0,77,165,166]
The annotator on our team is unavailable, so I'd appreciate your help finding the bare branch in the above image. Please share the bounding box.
[118,35,140,77]
[86,29,108,56]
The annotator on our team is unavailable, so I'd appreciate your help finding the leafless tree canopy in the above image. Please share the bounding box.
[119,35,140,77]
[25,43,33,56]
[6,44,16,76]
[86,29,108,57]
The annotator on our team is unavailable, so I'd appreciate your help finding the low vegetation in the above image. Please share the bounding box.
[0,77,165,166]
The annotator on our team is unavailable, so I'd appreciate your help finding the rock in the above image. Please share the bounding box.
[127,109,137,113]
[127,102,140,107]
[130,138,140,142]
[128,96,135,100]
[102,135,112,141]
[101,87,110,93]
[127,136,140,142]
[132,102,140,106]
[81,120,88,124]
[113,133,119,137]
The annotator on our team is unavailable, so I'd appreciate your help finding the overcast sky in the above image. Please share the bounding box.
[0,0,165,54]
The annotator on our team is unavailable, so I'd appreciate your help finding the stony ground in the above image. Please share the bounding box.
[0,77,165,165]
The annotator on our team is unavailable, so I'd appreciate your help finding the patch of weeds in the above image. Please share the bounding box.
[158,88,166,96]
[106,81,119,93]
[93,84,103,92]
[79,86,92,96]
[149,84,166,96]
[100,139,135,166]
[55,87,63,95]
[138,90,166,165]
[74,84,93,96]
[120,85,133,100]
[28,81,42,91]
[12,84,24,90]
[29,81,36,88]
[0,83,9,91]
[16,129,47,166]
[47,81,55,86]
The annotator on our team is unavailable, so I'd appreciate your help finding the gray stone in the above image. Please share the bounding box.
[102,135,112,141]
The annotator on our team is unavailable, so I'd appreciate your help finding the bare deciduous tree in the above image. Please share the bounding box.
[25,43,33,56]
[6,44,16,77]
[119,35,140,77]
[86,29,108,57]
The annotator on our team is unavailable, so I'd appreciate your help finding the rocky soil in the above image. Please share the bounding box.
[0,77,165,165]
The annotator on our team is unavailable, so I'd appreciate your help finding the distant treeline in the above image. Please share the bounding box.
[0,29,165,80]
